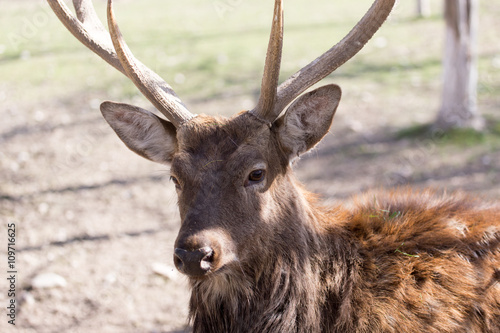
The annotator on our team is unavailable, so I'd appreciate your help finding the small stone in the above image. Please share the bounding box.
[104,273,117,285]
[31,273,67,289]
[151,263,179,281]
[38,202,50,215]
[20,291,35,305]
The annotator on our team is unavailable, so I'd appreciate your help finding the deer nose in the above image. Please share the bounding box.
[174,247,214,277]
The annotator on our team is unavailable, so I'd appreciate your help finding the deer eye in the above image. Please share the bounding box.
[246,169,266,186]
[170,175,181,189]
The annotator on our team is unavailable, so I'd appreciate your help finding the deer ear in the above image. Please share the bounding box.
[100,101,177,164]
[276,84,341,159]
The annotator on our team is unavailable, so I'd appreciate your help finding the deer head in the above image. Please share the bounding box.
[48,0,395,278]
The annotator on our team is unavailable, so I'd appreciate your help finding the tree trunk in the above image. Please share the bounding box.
[436,0,483,130]
[416,0,431,18]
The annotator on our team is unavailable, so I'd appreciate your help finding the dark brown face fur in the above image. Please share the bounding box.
[100,85,341,285]
[170,112,290,278]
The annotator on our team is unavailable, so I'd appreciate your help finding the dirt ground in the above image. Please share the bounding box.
[1,2,500,333]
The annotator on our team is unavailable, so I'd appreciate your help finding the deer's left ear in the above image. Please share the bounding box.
[100,101,178,164]
[275,84,341,159]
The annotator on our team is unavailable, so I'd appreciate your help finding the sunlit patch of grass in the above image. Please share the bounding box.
[396,119,500,148]
[491,119,500,136]
[396,124,433,139]
[439,128,487,147]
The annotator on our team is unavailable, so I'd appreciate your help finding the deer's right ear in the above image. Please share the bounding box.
[275,84,341,160]
[100,101,177,164]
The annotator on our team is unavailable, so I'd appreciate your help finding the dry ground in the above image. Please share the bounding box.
[1,1,499,332]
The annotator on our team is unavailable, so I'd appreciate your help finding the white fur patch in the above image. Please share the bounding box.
[446,218,468,236]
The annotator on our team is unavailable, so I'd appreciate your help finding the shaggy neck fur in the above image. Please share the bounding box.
[187,175,359,333]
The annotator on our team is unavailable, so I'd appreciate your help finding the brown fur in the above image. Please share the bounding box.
[164,113,500,333]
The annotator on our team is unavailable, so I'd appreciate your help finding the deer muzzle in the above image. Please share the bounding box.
[174,246,214,277]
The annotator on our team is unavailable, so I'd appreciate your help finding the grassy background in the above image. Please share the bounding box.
[2,0,498,115]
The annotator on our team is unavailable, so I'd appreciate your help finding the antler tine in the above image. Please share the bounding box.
[273,0,396,119]
[47,0,124,75]
[251,0,284,123]
[107,0,193,126]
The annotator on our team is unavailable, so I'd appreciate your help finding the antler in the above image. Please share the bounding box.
[48,0,395,126]
[254,0,396,123]
[251,0,284,122]
[47,0,194,127]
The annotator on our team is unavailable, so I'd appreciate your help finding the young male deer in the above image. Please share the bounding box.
[48,0,500,332]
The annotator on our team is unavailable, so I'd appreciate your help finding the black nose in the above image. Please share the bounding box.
[174,247,214,277]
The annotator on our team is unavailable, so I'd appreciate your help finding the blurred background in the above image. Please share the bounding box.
[1,0,499,332]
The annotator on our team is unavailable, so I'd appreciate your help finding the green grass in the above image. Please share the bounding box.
[396,118,500,148]
[396,124,432,139]
[440,128,488,147]
[1,0,499,118]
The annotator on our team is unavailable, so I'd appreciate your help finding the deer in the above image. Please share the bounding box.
[47,0,500,332]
